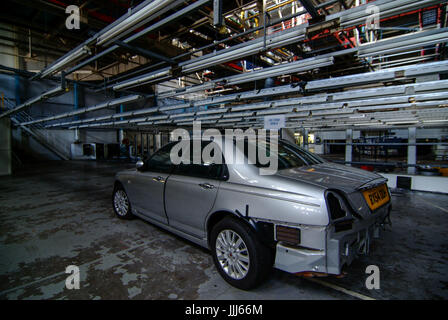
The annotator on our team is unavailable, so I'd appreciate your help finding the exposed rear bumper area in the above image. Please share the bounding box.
[274,203,392,275]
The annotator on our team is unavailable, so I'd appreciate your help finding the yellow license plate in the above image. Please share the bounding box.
[362,184,390,211]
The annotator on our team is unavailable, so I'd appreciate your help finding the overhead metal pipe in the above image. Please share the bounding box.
[37,0,202,79]
[33,0,155,79]
[66,0,211,76]
[327,0,445,27]
[113,68,171,90]
[48,74,448,129]
[105,8,308,87]
[42,61,448,128]
[358,28,448,58]
[114,55,333,92]
[298,0,319,19]
[62,93,448,129]
[0,86,65,119]
[96,0,179,46]
[156,56,332,98]
[180,24,308,73]
[114,41,176,64]
[21,94,143,126]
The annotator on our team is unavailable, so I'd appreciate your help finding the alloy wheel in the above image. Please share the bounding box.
[114,189,129,216]
[215,229,250,280]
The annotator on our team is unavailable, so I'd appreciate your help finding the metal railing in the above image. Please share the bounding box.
[1,95,69,160]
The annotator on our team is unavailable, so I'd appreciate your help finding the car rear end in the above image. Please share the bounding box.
[325,180,392,274]
[273,174,392,276]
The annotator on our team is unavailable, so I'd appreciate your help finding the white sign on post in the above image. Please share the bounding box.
[264,115,286,130]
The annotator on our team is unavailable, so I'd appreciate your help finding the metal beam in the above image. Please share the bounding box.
[345,129,353,166]
[114,41,176,64]
[42,61,448,129]
[59,90,448,129]
[20,94,144,125]
[298,0,319,19]
[327,0,445,27]
[114,54,333,92]
[408,127,417,174]
[213,0,223,27]
[65,0,211,75]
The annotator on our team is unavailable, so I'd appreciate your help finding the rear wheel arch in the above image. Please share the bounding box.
[209,214,274,289]
[114,180,124,190]
[206,211,236,248]
[206,210,275,249]
[114,180,130,195]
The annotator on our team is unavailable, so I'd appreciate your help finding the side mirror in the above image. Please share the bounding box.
[136,160,145,171]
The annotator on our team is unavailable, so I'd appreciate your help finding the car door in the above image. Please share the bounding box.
[164,141,227,238]
[127,143,175,224]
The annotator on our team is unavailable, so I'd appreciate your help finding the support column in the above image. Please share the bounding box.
[118,130,124,145]
[140,133,144,156]
[281,128,295,144]
[0,118,11,175]
[345,129,353,166]
[118,104,124,145]
[213,0,223,27]
[74,128,80,142]
[146,134,150,157]
[303,129,309,150]
[256,0,267,35]
[152,134,156,153]
[73,82,83,144]
[14,75,21,105]
[407,127,417,175]
[74,82,78,117]
[155,133,162,150]
[73,82,79,144]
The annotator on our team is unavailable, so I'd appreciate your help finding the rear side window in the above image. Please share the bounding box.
[174,141,227,180]
[241,139,325,170]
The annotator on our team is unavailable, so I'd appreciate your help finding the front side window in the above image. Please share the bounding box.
[145,142,176,173]
[174,141,227,180]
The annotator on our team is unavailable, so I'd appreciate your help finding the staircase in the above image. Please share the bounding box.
[1,96,69,160]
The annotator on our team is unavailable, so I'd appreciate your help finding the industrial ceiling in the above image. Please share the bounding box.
[1,0,447,131]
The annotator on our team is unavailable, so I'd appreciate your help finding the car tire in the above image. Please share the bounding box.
[112,185,133,220]
[210,216,273,290]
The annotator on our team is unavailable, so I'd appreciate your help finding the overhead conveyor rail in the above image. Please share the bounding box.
[179,23,308,73]
[95,0,182,46]
[3,0,447,132]
[0,0,212,126]
[29,0,444,93]
[104,0,446,94]
[357,28,448,58]
[41,60,448,130]
[113,55,334,92]
[327,0,445,28]
[140,31,447,100]
[20,95,145,126]
[33,0,191,79]
[66,0,211,76]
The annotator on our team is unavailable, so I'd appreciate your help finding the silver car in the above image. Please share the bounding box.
[112,138,391,290]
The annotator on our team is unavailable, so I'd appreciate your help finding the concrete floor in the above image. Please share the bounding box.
[0,161,447,300]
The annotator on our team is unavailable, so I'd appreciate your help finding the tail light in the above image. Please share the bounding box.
[326,192,347,220]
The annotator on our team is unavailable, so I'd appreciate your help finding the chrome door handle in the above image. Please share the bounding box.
[153,176,164,182]
[199,183,215,190]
